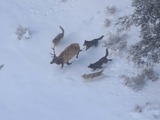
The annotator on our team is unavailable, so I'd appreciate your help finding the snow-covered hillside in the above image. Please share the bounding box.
[0,0,160,120]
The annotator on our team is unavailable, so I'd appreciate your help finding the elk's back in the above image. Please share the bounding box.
[59,43,80,63]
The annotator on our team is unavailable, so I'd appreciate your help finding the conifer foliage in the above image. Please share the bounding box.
[117,0,160,66]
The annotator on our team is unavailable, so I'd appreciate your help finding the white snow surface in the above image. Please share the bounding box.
[0,0,160,120]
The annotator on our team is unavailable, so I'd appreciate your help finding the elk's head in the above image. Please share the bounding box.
[50,57,57,64]
[50,47,63,65]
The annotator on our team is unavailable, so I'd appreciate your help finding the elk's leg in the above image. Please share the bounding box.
[76,50,82,58]
[61,63,64,68]
[76,53,79,58]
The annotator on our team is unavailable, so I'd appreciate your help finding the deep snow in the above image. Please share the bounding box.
[0,0,160,120]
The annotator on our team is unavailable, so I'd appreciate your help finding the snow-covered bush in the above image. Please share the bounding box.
[121,67,159,91]
[106,5,117,15]
[134,102,150,113]
[104,32,128,52]
[61,0,67,2]
[0,64,4,70]
[117,0,160,67]
[128,40,160,67]
[142,67,159,81]
[16,25,31,40]
[133,102,160,120]
[104,5,116,28]
[121,73,146,91]
[104,18,111,27]
[116,15,133,31]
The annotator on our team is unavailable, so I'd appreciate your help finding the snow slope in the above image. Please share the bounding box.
[0,0,160,120]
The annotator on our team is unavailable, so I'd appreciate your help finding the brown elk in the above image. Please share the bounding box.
[50,43,81,68]
[52,26,64,47]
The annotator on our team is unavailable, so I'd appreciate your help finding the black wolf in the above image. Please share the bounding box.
[88,48,112,70]
[83,35,104,50]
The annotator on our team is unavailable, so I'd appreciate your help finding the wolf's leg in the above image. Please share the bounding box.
[67,62,72,65]
[95,42,98,47]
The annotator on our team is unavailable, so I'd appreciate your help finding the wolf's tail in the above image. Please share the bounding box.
[59,26,64,34]
[96,35,104,41]
[105,48,109,57]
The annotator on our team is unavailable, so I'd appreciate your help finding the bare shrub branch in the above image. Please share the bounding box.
[0,64,4,70]
[16,25,31,40]
[104,18,111,27]
[121,67,159,91]
[104,32,128,53]
[106,5,117,15]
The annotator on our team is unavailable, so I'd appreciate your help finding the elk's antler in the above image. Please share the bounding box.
[51,47,56,58]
